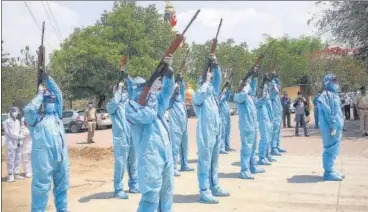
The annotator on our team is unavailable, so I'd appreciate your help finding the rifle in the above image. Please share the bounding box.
[219,71,233,98]
[201,19,222,84]
[171,48,190,101]
[117,51,128,88]
[179,48,190,73]
[253,39,275,67]
[37,21,46,93]
[236,40,275,92]
[138,9,200,106]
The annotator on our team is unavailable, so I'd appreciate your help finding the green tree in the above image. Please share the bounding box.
[310,1,368,68]
[50,1,172,107]
[1,46,38,112]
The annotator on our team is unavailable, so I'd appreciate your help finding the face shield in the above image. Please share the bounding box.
[43,90,57,114]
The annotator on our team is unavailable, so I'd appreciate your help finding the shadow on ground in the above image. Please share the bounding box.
[79,192,115,203]
[219,172,239,179]
[342,120,364,139]
[232,162,240,167]
[173,194,199,203]
[188,159,197,164]
[287,175,323,183]
[77,142,92,145]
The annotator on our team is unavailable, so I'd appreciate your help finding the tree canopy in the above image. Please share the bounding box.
[311,1,368,68]
[2,1,367,111]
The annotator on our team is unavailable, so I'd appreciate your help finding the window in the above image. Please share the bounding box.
[62,111,73,118]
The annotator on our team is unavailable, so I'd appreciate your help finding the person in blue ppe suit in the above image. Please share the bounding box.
[192,54,230,204]
[265,75,277,163]
[316,74,344,181]
[234,67,265,179]
[125,55,175,212]
[270,71,287,156]
[169,74,194,177]
[313,91,321,129]
[257,73,274,165]
[219,86,235,154]
[106,73,139,199]
[24,73,69,212]
[126,76,146,102]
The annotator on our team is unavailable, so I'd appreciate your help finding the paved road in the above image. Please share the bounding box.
[2,114,368,212]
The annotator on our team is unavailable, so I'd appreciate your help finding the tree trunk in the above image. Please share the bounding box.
[97,95,106,108]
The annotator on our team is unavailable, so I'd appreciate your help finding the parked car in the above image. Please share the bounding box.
[62,110,87,133]
[1,113,8,135]
[186,104,196,118]
[96,108,112,129]
[229,102,237,115]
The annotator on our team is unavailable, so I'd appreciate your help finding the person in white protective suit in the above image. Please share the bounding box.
[3,106,25,182]
[21,117,32,178]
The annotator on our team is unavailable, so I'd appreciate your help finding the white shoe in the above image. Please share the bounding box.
[14,174,25,180]
[7,175,15,182]
[25,173,33,178]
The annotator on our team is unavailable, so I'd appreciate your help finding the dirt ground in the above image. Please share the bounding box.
[2,114,368,212]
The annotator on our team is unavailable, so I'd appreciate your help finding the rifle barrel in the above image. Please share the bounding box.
[182,9,200,35]
[182,10,201,35]
[215,19,223,39]
[41,22,45,46]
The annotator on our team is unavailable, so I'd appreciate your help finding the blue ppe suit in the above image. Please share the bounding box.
[219,89,232,152]
[127,76,146,102]
[270,77,283,155]
[192,65,229,203]
[168,80,193,174]
[24,77,69,212]
[257,81,274,165]
[313,93,321,128]
[316,74,344,181]
[126,75,175,212]
[234,77,264,179]
[106,84,138,198]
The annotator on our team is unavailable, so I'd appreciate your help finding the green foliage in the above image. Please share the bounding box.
[1,45,38,112]
[311,1,368,67]
[50,1,172,107]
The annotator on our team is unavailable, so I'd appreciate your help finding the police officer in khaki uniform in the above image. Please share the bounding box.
[84,102,97,143]
[357,86,368,136]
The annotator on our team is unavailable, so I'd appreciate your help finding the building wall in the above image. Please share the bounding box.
[282,86,315,109]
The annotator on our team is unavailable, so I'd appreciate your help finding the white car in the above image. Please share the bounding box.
[96,108,112,129]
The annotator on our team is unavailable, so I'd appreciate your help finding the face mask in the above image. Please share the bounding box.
[11,112,19,119]
[44,103,56,114]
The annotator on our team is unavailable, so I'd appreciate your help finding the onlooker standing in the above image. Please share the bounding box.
[343,93,352,120]
[353,91,360,120]
[84,102,97,144]
[357,86,368,136]
[293,91,309,137]
[281,91,291,128]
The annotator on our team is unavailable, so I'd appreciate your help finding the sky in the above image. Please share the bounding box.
[1,1,325,63]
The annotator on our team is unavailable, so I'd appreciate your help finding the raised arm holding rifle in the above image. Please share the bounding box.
[192,18,231,204]
[125,9,200,212]
[219,70,235,153]
[24,21,71,212]
[138,9,200,106]
[168,48,195,177]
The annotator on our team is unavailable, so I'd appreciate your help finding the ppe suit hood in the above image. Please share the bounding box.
[323,74,340,93]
